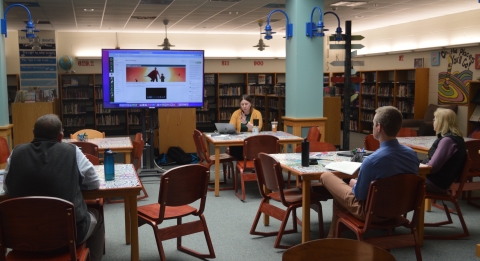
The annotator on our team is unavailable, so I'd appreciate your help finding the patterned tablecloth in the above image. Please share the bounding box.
[206,131,302,142]
[270,152,352,174]
[397,136,476,151]
[0,164,139,194]
[63,137,132,149]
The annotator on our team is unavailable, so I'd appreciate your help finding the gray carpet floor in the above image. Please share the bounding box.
[101,132,480,260]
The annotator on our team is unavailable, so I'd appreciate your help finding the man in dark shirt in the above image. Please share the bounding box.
[4,114,104,261]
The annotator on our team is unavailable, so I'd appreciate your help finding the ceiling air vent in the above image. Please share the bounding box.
[132,16,157,20]
[140,0,173,4]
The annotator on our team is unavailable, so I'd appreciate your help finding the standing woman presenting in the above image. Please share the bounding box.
[228,95,263,160]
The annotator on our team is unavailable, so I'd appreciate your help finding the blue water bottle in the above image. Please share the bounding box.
[104,149,115,181]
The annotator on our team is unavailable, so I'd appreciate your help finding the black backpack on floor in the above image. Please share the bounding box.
[166,146,192,165]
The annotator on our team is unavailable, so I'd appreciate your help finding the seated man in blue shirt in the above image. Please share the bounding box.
[320,106,419,238]
[3,114,104,261]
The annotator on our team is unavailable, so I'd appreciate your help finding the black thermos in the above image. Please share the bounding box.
[301,138,309,167]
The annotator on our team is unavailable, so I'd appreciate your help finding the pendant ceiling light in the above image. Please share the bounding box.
[158,19,175,50]
[253,20,269,51]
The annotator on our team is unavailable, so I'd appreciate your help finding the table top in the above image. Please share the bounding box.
[63,137,133,150]
[271,152,352,176]
[0,164,140,195]
[204,131,303,144]
[397,136,477,151]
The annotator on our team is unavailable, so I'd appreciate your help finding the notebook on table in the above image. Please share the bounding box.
[214,123,238,134]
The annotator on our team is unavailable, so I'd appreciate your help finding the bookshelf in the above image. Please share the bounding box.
[467,81,480,135]
[334,68,429,134]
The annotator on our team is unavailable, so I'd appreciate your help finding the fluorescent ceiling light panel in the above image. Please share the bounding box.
[330,1,367,7]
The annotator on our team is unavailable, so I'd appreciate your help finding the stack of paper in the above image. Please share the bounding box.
[325,161,362,175]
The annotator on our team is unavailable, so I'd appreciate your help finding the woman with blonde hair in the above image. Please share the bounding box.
[422,108,466,193]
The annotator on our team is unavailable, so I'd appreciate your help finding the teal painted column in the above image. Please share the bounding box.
[285,0,324,118]
[0,3,9,125]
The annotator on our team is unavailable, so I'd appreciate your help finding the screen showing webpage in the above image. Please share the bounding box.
[101,49,204,108]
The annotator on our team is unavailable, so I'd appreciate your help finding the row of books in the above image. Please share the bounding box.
[254,98,265,108]
[273,84,285,96]
[96,115,121,126]
[204,74,215,85]
[397,101,414,113]
[219,111,232,121]
[128,114,141,125]
[378,100,394,107]
[63,117,86,127]
[95,89,103,99]
[362,112,374,122]
[361,99,376,109]
[219,98,241,108]
[361,85,376,95]
[63,104,86,114]
[246,85,270,95]
[378,86,394,97]
[62,90,90,100]
[96,103,111,113]
[196,113,212,123]
[219,86,243,96]
[397,84,415,98]
[15,89,57,103]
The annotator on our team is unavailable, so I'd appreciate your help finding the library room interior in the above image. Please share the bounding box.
[1,1,480,261]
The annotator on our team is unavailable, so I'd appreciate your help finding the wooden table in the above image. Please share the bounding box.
[398,136,476,154]
[270,152,432,246]
[1,164,142,261]
[204,131,303,197]
[64,137,133,163]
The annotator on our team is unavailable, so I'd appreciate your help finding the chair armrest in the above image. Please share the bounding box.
[402,119,423,128]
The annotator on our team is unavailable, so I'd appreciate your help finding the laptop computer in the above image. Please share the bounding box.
[214,123,238,134]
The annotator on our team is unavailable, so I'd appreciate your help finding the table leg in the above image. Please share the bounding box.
[302,179,311,243]
[425,198,432,211]
[124,197,131,245]
[128,195,140,261]
[214,146,220,197]
[124,152,131,164]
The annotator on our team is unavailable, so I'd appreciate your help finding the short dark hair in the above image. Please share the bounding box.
[240,94,253,105]
[33,114,63,140]
[374,106,403,137]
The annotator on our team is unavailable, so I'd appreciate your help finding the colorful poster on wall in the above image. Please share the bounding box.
[18,30,57,90]
[431,52,440,66]
[437,48,474,105]
[475,54,480,70]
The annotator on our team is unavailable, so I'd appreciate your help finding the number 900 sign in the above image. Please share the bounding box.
[78,61,94,66]
[253,61,264,66]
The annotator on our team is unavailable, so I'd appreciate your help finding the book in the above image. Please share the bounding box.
[470,105,480,122]
[324,161,362,175]
[258,74,266,84]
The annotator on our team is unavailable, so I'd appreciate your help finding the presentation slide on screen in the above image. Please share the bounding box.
[103,50,203,108]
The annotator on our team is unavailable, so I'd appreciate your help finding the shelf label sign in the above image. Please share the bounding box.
[253,61,264,66]
[221,60,230,66]
[78,60,95,66]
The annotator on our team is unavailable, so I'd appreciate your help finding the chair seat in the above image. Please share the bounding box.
[209,153,236,162]
[138,203,197,220]
[338,210,409,230]
[6,243,89,261]
[269,188,303,204]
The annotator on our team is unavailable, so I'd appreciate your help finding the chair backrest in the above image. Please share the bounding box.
[70,129,105,139]
[306,127,321,142]
[295,141,336,153]
[465,140,480,176]
[397,128,418,137]
[84,153,100,165]
[282,238,396,261]
[0,136,10,165]
[363,174,425,232]
[70,141,99,157]
[157,164,209,222]
[243,135,279,162]
[0,196,79,261]
[364,134,380,151]
[134,132,143,142]
[132,139,144,171]
[449,150,472,197]
[193,129,211,165]
[255,153,288,205]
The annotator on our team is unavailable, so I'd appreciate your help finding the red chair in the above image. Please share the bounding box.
[137,164,215,260]
[251,153,328,248]
[336,174,425,261]
[193,129,235,190]
[425,150,472,239]
[363,134,380,151]
[0,136,10,166]
[397,128,418,137]
[84,153,100,165]
[463,140,480,207]
[235,135,279,201]
[306,127,322,142]
[0,196,90,261]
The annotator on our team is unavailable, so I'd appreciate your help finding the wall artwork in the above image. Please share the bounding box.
[431,52,440,66]
[437,48,474,105]
[414,58,424,68]
[475,54,480,70]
